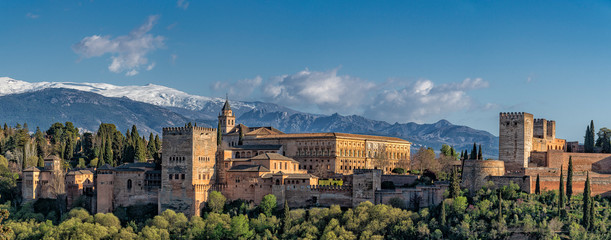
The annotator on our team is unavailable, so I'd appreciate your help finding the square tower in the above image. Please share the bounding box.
[499,112,533,173]
[160,126,217,217]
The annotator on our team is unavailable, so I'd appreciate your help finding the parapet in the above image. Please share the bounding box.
[499,112,534,119]
[162,126,217,135]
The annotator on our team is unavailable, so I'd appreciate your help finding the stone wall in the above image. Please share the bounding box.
[113,171,158,208]
[161,126,217,217]
[487,175,532,193]
[96,171,114,213]
[376,184,447,209]
[532,172,611,196]
[381,175,419,187]
[499,112,533,173]
[352,169,382,207]
[461,160,505,194]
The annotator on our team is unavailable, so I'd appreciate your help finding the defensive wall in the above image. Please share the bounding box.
[461,160,505,194]
[381,174,419,187]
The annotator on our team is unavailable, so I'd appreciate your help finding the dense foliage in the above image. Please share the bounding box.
[0,187,609,240]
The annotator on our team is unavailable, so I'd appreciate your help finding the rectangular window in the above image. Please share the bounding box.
[169,174,172,180]
[181,174,185,179]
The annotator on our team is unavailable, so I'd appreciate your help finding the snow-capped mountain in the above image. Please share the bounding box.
[0,77,499,157]
[0,77,254,111]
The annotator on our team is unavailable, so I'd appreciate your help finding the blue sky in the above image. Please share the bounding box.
[2,1,611,141]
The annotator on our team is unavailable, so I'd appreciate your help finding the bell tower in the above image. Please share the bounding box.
[218,96,235,134]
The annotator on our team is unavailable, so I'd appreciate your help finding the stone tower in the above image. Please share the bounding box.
[499,112,533,173]
[160,125,217,217]
[218,97,235,134]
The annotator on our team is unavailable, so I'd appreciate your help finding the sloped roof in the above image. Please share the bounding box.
[67,169,94,175]
[250,153,299,163]
[97,164,114,170]
[227,164,270,172]
[222,99,232,111]
[250,132,409,143]
[232,145,282,150]
[23,166,41,172]
[226,125,284,136]
[245,127,284,136]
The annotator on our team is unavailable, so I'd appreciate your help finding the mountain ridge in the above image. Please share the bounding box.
[0,77,500,157]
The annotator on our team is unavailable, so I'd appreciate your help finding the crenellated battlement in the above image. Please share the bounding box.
[162,126,216,134]
[499,112,530,119]
[534,118,546,124]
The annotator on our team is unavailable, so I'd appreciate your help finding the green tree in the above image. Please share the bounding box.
[217,121,222,146]
[470,143,477,160]
[238,129,244,146]
[497,190,503,223]
[585,121,595,153]
[477,144,483,160]
[229,215,254,240]
[0,209,12,239]
[566,157,573,203]
[449,168,460,199]
[535,174,541,195]
[146,133,156,159]
[37,156,44,168]
[440,201,446,226]
[582,171,592,230]
[104,136,113,166]
[208,191,226,214]
[134,138,146,162]
[34,127,46,159]
[260,194,277,217]
[558,168,565,218]
[282,199,291,234]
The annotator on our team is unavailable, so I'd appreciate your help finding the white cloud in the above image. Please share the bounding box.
[261,68,375,112]
[26,13,39,19]
[72,15,164,76]
[212,68,490,122]
[213,76,263,100]
[364,78,489,123]
[146,62,155,71]
[177,0,189,10]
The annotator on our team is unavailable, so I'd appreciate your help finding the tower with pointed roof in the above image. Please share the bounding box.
[218,96,236,134]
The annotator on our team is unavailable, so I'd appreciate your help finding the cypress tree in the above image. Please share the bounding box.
[460,150,464,161]
[478,144,483,160]
[104,136,113,166]
[535,174,541,195]
[583,171,591,229]
[449,168,460,199]
[217,121,222,146]
[146,133,156,159]
[497,190,503,222]
[440,201,446,226]
[470,143,477,160]
[37,156,44,168]
[283,199,291,234]
[98,140,106,167]
[566,156,573,204]
[134,139,146,162]
[238,129,244,145]
[585,125,591,153]
[558,168,565,218]
[154,135,161,151]
[590,120,595,152]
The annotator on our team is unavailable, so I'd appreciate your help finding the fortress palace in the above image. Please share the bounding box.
[462,112,611,197]
[24,99,439,217]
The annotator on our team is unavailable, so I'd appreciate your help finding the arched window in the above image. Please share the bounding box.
[127,179,132,190]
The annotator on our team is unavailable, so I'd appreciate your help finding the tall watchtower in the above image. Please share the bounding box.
[218,97,235,134]
[499,112,533,173]
[160,125,217,217]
